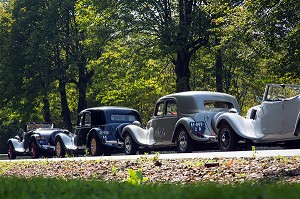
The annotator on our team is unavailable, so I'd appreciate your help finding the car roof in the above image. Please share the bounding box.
[158,91,240,113]
[80,106,139,113]
[266,84,300,87]
[160,91,235,99]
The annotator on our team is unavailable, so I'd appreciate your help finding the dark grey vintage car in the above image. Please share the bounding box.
[121,91,240,154]
[7,122,71,159]
[54,106,141,157]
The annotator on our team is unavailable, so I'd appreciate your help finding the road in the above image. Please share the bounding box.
[1,148,300,162]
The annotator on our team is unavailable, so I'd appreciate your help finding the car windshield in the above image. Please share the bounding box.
[266,84,300,101]
[204,100,234,112]
[110,114,138,122]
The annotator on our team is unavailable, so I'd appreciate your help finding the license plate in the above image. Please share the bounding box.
[190,121,206,134]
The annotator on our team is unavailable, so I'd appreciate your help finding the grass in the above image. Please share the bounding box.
[1,177,300,199]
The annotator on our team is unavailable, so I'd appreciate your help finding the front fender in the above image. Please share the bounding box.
[7,138,25,153]
[216,113,258,139]
[121,125,152,146]
[86,128,103,147]
[55,133,75,150]
[29,134,41,147]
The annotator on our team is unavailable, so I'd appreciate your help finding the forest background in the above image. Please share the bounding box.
[0,0,299,153]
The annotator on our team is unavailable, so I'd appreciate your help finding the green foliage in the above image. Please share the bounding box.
[126,168,148,186]
[1,177,300,199]
[0,0,299,151]
[87,35,175,122]
[84,149,89,157]
[111,165,119,175]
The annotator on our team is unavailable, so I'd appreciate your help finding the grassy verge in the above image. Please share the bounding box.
[1,177,300,199]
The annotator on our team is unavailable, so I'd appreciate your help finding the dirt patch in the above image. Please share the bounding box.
[1,155,300,184]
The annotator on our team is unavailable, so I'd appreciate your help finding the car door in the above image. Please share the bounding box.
[260,101,283,135]
[163,99,178,142]
[282,97,300,134]
[152,99,178,145]
[75,111,92,146]
[152,100,165,144]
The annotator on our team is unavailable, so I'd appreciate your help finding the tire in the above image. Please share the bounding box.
[124,133,138,155]
[176,128,195,153]
[218,124,238,151]
[55,137,66,158]
[89,135,102,156]
[7,143,16,159]
[30,141,40,159]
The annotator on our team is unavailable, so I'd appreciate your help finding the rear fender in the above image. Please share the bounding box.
[172,117,195,142]
[293,113,300,136]
[116,123,131,140]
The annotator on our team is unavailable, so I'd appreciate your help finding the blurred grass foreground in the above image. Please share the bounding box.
[1,177,300,199]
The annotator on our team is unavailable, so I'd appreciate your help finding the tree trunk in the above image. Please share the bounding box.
[58,79,73,131]
[175,49,191,92]
[77,62,87,113]
[215,37,223,93]
[42,97,52,123]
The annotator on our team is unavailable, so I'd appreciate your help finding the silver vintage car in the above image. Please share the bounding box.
[216,84,300,151]
[121,91,240,154]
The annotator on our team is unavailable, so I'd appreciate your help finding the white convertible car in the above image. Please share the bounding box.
[215,84,300,151]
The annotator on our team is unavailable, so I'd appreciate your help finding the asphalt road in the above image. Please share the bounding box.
[1,148,300,162]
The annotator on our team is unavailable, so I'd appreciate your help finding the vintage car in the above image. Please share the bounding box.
[7,122,71,159]
[54,106,141,157]
[121,91,240,154]
[216,84,300,151]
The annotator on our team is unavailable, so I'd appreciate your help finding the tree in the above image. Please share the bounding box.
[1,0,99,131]
[112,0,212,92]
[88,35,175,122]
[247,0,300,79]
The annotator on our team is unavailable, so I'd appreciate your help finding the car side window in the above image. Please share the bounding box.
[166,100,177,116]
[84,113,91,126]
[154,102,164,116]
[78,114,84,126]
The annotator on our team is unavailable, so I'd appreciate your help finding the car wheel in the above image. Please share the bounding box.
[30,141,40,159]
[90,135,102,156]
[7,143,16,159]
[176,128,194,153]
[55,137,66,158]
[124,133,138,155]
[218,124,238,151]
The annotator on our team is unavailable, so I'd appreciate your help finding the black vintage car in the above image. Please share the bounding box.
[7,122,71,159]
[54,106,141,157]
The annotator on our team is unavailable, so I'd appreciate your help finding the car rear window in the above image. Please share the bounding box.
[204,100,234,112]
[110,114,138,122]
[91,111,107,125]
